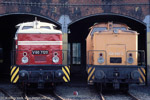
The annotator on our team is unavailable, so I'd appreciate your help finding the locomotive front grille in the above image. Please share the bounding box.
[34,56,46,62]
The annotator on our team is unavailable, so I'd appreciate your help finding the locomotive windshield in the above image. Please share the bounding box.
[113,27,126,30]
[22,26,33,30]
[40,26,51,29]
[16,20,62,34]
[91,27,107,35]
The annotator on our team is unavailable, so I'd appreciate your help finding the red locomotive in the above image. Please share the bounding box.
[10,20,70,88]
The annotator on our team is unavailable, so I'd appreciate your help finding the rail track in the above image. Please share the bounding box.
[22,93,29,100]
[52,91,64,100]
[126,92,140,100]
[0,88,16,100]
[0,83,64,100]
[0,84,141,100]
[23,90,64,100]
[22,89,141,100]
[99,92,105,100]
[37,91,64,100]
[99,91,140,100]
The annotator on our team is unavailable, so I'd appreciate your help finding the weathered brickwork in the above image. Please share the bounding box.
[0,0,149,22]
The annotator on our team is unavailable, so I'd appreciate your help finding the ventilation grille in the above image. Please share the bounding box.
[34,56,46,62]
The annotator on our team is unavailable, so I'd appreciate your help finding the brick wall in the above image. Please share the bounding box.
[0,0,149,22]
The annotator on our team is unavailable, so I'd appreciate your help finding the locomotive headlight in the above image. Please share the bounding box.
[127,57,134,64]
[21,72,25,77]
[131,70,140,80]
[55,70,63,78]
[19,70,28,79]
[98,57,104,64]
[22,56,29,63]
[52,56,59,63]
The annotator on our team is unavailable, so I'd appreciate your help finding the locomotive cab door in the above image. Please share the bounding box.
[106,44,126,65]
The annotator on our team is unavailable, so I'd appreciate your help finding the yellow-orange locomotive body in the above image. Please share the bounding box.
[86,22,146,89]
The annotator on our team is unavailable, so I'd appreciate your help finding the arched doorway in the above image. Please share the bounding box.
[68,13,147,83]
[0,13,61,82]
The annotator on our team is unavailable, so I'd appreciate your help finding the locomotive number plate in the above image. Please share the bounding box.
[32,50,49,55]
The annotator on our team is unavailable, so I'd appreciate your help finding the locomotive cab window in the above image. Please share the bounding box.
[22,26,33,30]
[91,27,107,35]
[110,57,122,63]
[40,26,51,29]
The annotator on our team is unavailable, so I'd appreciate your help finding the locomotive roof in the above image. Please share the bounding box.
[90,22,129,29]
[16,20,62,34]
[90,22,138,35]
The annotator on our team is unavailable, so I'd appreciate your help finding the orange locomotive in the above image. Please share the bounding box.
[10,20,70,88]
[86,22,146,90]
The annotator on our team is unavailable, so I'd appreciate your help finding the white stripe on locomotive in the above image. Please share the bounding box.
[18,41,62,45]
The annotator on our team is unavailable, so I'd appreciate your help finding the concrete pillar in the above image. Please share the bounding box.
[62,33,68,65]
[58,15,72,34]
[58,15,72,65]
[143,15,150,85]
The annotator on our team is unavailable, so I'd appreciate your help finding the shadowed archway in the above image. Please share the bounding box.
[0,14,61,81]
[68,13,147,83]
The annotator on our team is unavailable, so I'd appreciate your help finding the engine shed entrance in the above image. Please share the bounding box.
[0,13,147,84]
[0,14,61,82]
[68,14,147,84]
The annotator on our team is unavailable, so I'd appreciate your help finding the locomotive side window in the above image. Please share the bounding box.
[40,26,51,29]
[110,57,122,63]
[113,27,126,30]
[91,27,107,35]
[22,26,33,30]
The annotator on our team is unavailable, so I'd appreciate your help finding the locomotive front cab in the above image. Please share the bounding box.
[86,22,146,90]
[10,20,70,88]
